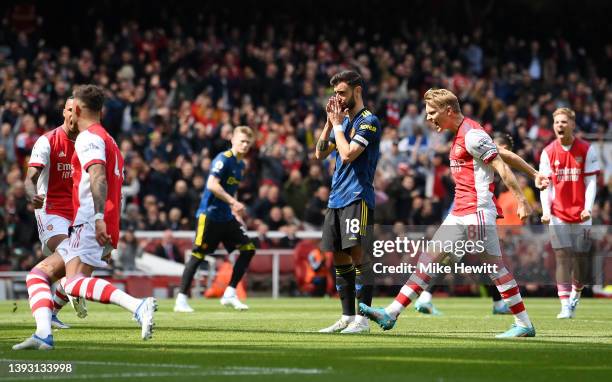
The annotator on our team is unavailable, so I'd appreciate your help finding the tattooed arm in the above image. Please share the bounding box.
[88,163,110,245]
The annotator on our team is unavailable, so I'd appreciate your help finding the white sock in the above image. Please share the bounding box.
[493,300,506,310]
[223,286,236,298]
[109,290,142,314]
[355,315,368,325]
[176,292,188,302]
[341,315,355,323]
[385,300,405,319]
[417,290,433,304]
[34,308,52,338]
[514,311,532,328]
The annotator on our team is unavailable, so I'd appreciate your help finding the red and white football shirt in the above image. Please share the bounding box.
[449,118,500,216]
[72,124,124,247]
[28,126,75,221]
[540,138,600,223]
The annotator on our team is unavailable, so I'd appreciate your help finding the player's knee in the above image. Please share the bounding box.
[63,276,79,296]
[239,249,255,263]
[239,242,256,252]
[34,261,58,280]
[191,248,205,260]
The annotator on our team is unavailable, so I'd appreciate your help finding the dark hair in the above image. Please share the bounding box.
[73,85,105,112]
[330,70,363,88]
[493,132,514,150]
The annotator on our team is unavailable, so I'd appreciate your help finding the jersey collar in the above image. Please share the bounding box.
[349,107,367,123]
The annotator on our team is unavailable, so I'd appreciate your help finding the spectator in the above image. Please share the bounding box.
[154,230,181,262]
[282,169,309,219]
[116,228,144,271]
[303,186,329,229]
[167,179,194,220]
[0,2,609,268]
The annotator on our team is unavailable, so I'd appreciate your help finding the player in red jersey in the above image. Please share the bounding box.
[413,133,549,316]
[15,85,156,350]
[539,108,600,319]
[13,97,87,350]
[360,89,536,338]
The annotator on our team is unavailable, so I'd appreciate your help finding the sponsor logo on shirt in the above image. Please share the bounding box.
[83,143,101,152]
[57,163,73,179]
[450,159,466,173]
[359,124,377,132]
[555,168,581,182]
[58,151,66,157]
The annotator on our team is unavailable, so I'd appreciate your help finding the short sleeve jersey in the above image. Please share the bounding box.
[449,118,500,216]
[540,138,600,223]
[72,124,125,247]
[28,126,75,220]
[196,150,245,222]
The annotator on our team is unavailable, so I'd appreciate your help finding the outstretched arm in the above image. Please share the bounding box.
[490,156,532,221]
[498,147,549,190]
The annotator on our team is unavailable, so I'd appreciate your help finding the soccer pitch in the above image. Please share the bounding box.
[1,297,611,381]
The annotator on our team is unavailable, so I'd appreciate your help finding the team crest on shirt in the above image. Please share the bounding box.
[575,156,583,163]
[47,225,53,231]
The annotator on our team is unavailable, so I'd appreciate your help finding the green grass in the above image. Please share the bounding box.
[1,297,611,381]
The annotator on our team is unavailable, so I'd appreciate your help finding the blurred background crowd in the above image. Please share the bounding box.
[0,1,610,282]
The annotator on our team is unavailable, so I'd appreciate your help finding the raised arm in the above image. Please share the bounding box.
[329,97,365,164]
[314,116,336,160]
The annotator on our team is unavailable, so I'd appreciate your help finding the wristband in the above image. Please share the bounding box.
[333,124,344,134]
[93,213,105,221]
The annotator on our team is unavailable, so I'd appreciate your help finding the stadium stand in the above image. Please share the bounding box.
[0,1,610,296]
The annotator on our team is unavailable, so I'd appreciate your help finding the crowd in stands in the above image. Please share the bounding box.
[0,4,611,276]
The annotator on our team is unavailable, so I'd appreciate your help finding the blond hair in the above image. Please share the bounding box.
[552,107,575,122]
[233,125,254,139]
[423,88,461,113]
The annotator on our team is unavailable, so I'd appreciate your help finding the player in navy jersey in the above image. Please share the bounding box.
[175,126,257,312]
[315,70,382,334]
